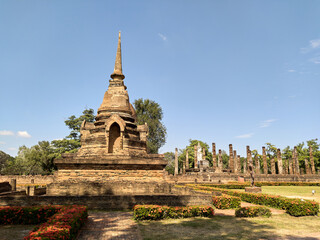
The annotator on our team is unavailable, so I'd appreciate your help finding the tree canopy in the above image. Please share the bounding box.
[133,98,167,154]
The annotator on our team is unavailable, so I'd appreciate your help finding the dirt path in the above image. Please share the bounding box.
[214,201,286,216]
[77,212,142,240]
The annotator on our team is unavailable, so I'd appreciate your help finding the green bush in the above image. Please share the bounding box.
[235,206,272,218]
[133,205,214,220]
[190,185,319,217]
[212,195,241,209]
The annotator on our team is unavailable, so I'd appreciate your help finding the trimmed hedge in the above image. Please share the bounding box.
[212,195,241,209]
[133,205,214,220]
[25,205,88,240]
[202,182,320,190]
[190,185,319,217]
[0,206,60,225]
[0,205,87,240]
[235,206,272,218]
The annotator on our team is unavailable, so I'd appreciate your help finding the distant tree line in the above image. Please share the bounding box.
[0,99,166,175]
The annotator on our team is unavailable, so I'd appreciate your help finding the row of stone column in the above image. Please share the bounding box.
[174,143,317,175]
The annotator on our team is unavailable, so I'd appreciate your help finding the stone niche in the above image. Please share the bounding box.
[48,33,167,196]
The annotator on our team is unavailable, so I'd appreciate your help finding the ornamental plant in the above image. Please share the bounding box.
[235,206,272,218]
[212,195,241,209]
[133,205,214,220]
[25,205,88,240]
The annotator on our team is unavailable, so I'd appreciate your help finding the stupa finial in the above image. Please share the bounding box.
[111,31,125,80]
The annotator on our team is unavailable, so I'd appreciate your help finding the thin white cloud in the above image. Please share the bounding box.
[259,119,277,128]
[17,131,31,138]
[7,147,17,151]
[288,69,296,72]
[301,38,320,53]
[235,133,254,139]
[0,141,5,144]
[288,95,296,98]
[158,33,167,41]
[310,56,320,64]
[0,130,14,136]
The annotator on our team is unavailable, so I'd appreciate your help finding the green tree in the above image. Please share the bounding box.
[133,98,167,154]
[0,150,14,173]
[65,108,95,140]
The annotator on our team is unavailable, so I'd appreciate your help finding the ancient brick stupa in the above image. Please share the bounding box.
[48,33,168,195]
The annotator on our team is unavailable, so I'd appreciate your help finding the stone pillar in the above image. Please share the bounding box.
[31,179,34,184]
[262,146,268,174]
[243,155,247,174]
[283,159,288,175]
[202,148,206,160]
[183,154,186,175]
[10,179,16,191]
[237,155,241,173]
[186,149,189,170]
[247,146,253,173]
[255,155,260,174]
[212,143,216,169]
[288,158,293,175]
[194,145,198,169]
[293,146,300,175]
[174,148,178,176]
[233,150,238,173]
[277,148,283,174]
[229,144,234,173]
[218,149,223,171]
[305,158,311,174]
[271,158,276,174]
[309,146,316,174]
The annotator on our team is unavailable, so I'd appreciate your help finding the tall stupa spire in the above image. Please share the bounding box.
[110,31,125,80]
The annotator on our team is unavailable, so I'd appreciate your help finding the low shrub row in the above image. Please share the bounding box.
[235,206,272,218]
[25,205,88,240]
[202,182,320,190]
[191,185,319,217]
[0,206,60,224]
[212,195,241,209]
[133,205,214,220]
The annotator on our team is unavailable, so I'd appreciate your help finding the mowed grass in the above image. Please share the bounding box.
[138,214,320,240]
[261,186,320,203]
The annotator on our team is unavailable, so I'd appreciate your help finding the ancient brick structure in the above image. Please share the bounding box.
[237,155,241,173]
[212,143,216,170]
[247,146,253,173]
[194,145,198,169]
[293,146,300,175]
[255,155,260,174]
[288,158,293,175]
[186,149,189,170]
[218,149,223,172]
[175,148,178,176]
[262,146,268,174]
[271,158,276,174]
[50,33,167,195]
[305,158,311,174]
[229,144,234,173]
[277,148,283,174]
[309,146,316,174]
[233,150,238,173]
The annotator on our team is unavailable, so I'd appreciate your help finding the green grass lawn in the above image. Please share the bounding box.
[138,214,320,240]
[261,186,320,203]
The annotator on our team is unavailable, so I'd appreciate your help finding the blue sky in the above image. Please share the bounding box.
[0,0,319,157]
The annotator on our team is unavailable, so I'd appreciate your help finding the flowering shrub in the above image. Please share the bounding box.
[133,205,214,220]
[212,195,241,209]
[25,205,88,240]
[0,206,60,225]
[190,185,319,217]
[0,205,87,239]
[235,206,272,218]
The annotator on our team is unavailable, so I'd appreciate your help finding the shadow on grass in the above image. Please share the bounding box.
[0,225,35,240]
[138,215,320,240]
